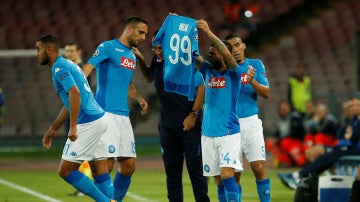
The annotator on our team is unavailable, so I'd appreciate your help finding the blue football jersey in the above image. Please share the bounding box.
[200,62,242,137]
[88,39,136,116]
[237,58,269,118]
[153,14,199,101]
[51,56,104,124]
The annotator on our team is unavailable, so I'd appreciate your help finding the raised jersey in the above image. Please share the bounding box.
[153,14,199,101]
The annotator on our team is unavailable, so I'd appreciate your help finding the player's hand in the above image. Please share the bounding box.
[137,97,148,115]
[68,125,78,142]
[183,113,196,131]
[197,19,210,34]
[247,66,256,83]
[42,127,57,149]
[132,47,143,59]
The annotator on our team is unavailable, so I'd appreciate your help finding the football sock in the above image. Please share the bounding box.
[65,170,109,202]
[94,172,114,199]
[222,176,240,202]
[114,172,131,201]
[238,184,242,202]
[256,178,271,202]
[217,184,226,202]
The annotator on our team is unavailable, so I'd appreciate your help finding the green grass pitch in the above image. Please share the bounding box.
[0,145,295,201]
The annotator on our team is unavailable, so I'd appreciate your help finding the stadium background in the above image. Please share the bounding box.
[0,0,359,148]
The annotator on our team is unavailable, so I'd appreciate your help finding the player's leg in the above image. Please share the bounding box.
[184,124,210,202]
[61,116,113,201]
[113,156,135,201]
[60,160,111,202]
[219,133,242,202]
[109,114,136,201]
[89,159,114,198]
[160,125,185,201]
[242,117,271,202]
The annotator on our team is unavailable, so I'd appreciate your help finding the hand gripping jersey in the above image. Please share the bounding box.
[51,56,104,124]
[237,58,269,118]
[153,14,199,101]
[88,39,136,116]
[199,62,242,137]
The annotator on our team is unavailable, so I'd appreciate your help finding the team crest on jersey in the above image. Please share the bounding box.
[208,77,226,88]
[120,57,135,70]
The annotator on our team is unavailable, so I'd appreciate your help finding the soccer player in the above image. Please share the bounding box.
[81,16,149,202]
[197,19,243,202]
[36,34,115,202]
[134,30,210,202]
[64,42,93,197]
[226,33,271,202]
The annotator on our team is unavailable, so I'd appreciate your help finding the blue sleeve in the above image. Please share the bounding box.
[55,67,76,92]
[194,70,204,87]
[152,15,169,46]
[87,42,109,69]
[255,60,269,87]
[199,61,210,76]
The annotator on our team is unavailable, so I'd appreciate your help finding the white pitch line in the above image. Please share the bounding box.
[127,192,160,202]
[0,177,62,202]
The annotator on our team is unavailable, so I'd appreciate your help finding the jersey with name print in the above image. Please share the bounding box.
[153,14,199,101]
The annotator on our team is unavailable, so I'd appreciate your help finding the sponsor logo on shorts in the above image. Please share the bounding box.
[70,151,77,157]
[204,164,210,173]
[108,145,115,153]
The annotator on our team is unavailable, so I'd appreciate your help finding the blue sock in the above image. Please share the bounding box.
[217,185,226,202]
[114,172,131,201]
[222,177,239,202]
[94,172,114,199]
[65,170,109,202]
[238,184,242,202]
[256,178,271,202]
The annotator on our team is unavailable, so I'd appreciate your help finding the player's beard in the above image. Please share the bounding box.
[209,58,222,71]
[40,52,50,66]
[129,37,138,47]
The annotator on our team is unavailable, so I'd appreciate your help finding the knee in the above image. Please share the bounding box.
[119,160,136,176]
[250,161,267,179]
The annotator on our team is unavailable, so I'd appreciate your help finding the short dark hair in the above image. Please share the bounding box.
[37,34,59,49]
[222,40,232,52]
[224,33,241,41]
[65,42,81,50]
[125,16,148,27]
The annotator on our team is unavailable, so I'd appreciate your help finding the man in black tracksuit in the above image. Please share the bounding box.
[133,30,210,202]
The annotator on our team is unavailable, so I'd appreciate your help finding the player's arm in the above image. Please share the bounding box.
[247,66,270,99]
[42,106,69,149]
[132,47,153,83]
[197,19,237,69]
[67,86,80,141]
[128,83,148,115]
[81,63,95,78]
[183,84,205,131]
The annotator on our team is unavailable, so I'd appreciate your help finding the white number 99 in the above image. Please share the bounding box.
[169,34,192,66]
